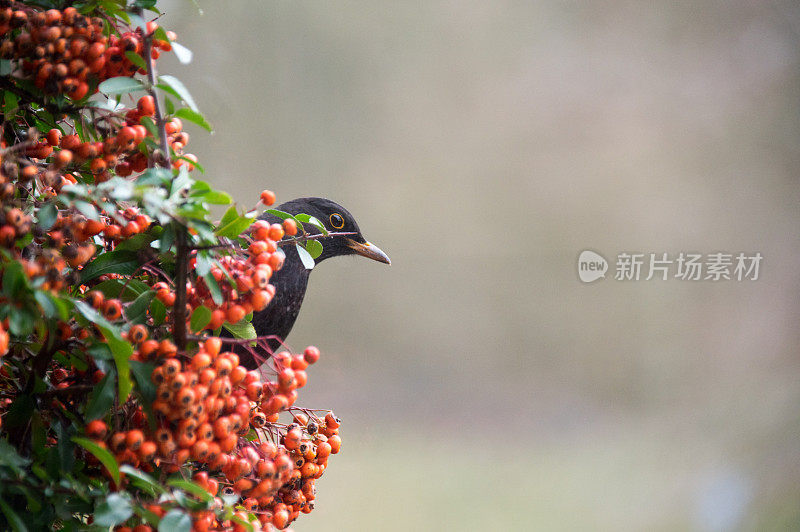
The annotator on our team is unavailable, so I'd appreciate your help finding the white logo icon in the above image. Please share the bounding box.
[578,250,608,283]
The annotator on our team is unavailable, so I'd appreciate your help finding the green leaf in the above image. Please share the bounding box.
[157,75,198,112]
[215,208,256,238]
[74,301,133,402]
[266,209,293,221]
[136,167,173,186]
[3,261,30,299]
[9,308,35,337]
[84,369,115,421]
[97,76,145,96]
[202,273,222,305]
[0,496,27,532]
[124,50,146,70]
[154,26,170,43]
[159,509,192,532]
[37,203,58,231]
[190,306,212,333]
[196,190,231,205]
[166,479,214,503]
[164,96,175,115]
[219,205,238,227]
[150,298,167,326]
[3,90,19,116]
[124,290,156,324]
[87,342,114,361]
[0,439,30,471]
[34,291,70,320]
[92,492,132,527]
[170,42,193,65]
[140,115,158,137]
[305,239,323,259]
[116,232,157,253]
[130,361,156,405]
[174,108,211,132]
[120,465,165,495]
[222,319,256,341]
[295,213,329,235]
[79,250,139,283]
[14,232,33,250]
[73,437,121,486]
[230,514,254,532]
[296,244,315,270]
[73,200,99,220]
[94,279,151,301]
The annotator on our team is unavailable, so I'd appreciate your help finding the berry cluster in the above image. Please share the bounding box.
[0,4,173,101]
[189,220,286,330]
[0,2,345,530]
[21,97,191,189]
[78,339,339,530]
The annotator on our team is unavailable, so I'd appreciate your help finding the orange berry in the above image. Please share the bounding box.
[325,412,340,429]
[52,149,72,168]
[128,324,147,344]
[86,419,108,440]
[126,429,144,451]
[137,95,155,116]
[267,223,284,241]
[328,434,341,454]
[86,290,104,310]
[46,128,62,146]
[139,440,157,461]
[283,428,302,451]
[226,304,245,324]
[191,352,212,371]
[203,337,222,357]
[260,190,276,206]
[303,346,320,364]
[102,299,122,321]
[282,218,298,236]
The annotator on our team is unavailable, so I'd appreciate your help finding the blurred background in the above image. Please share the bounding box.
[159,1,800,530]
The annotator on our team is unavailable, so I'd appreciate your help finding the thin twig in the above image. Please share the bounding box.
[141,11,188,349]
[140,17,172,168]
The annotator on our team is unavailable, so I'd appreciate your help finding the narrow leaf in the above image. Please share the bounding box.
[190,306,212,333]
[85,369,116,421]
[73,437,120,485]
[174,108,211,132]
[296,244,315,270]
[171,42,193,65]
[98,76,145,95]
[0,496,27,532]
[158,75,198,112]
[79,250,139,283]
[124,51,146,70]
[120,464,165,495]
[124,290,156,324]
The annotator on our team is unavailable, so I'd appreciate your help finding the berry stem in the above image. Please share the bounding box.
[141,14,171,169]
[140,10,189,350]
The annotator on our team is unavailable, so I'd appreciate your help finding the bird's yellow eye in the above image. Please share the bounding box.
[329,213,345,229]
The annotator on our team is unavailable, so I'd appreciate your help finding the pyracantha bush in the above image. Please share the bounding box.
[0,1,341,530]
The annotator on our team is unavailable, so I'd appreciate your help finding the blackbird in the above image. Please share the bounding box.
[235,197,390,368]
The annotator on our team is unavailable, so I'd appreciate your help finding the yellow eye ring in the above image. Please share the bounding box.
[329,213,345,229]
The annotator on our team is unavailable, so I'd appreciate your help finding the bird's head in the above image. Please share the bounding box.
[272,197,391,265]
